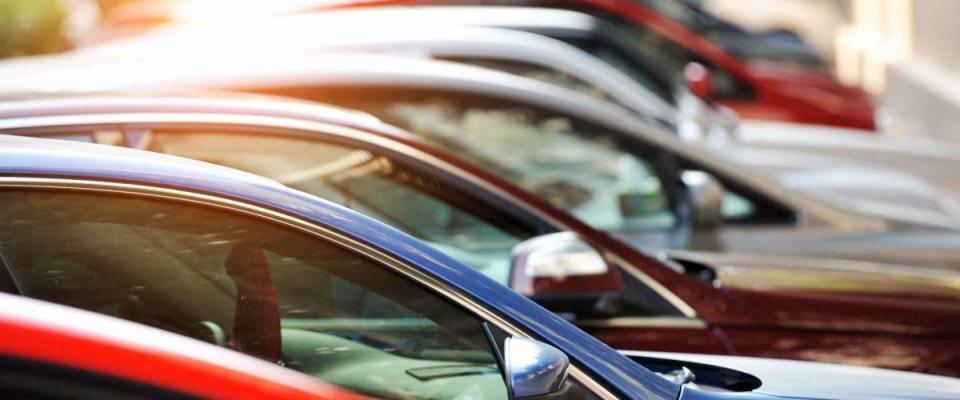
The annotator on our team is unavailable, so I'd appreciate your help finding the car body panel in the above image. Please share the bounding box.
[0,292,364,400]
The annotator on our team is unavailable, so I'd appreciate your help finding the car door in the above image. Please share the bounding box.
[0,175,616,399]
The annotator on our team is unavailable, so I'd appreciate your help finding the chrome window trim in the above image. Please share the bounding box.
[0,176,618,400]
[1,111,700,319]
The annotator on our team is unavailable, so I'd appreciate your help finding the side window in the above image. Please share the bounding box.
[137,131,543,285]
[0,189,508,400]
[335,95,680,233]
[602,21,755,101]
[722,191,757,221]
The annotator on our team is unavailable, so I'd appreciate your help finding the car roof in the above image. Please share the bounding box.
[0,134,674,400]
[0,292,358,400]
[51,12,673,124]
[106,3,599,35]
[0,91,407,137]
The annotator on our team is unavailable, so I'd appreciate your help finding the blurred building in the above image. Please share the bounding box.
[837,0,960,141]
[703,0,845,66]
[708,0,958,141]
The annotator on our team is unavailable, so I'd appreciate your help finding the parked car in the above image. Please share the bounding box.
[6,55,959,268]
[15,6,960,213]
[0,292,364,400]
[317,1,877,131]
[3,93,960,377]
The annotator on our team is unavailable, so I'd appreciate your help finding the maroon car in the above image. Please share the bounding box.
[1,93,957,377]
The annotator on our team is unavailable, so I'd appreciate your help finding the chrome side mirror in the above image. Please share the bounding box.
[509,232,622,297]
[505,337,571,399]
[682,170,725,231]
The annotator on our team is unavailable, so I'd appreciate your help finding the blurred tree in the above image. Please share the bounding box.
[0,0,67,58]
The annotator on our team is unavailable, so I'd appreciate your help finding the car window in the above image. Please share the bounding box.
[441,56,677,132]
[597,21,754,100]
[136,131,542,285]
[0,189,508,400]
[320,94,680,234]
[562,34,675,103]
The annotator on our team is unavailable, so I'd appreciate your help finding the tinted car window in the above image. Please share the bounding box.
[257,86,792,228]
[0,189,507,400]
[291,92,682,234]
[601,21,754,100]
[139,132,541,285]
[563,33,675,102]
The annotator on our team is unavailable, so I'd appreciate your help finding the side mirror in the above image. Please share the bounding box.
[510,232,622,296]
[684,62,714,104]
[505,337,571,400]
[509,232,623,318]
[682,170,725,231]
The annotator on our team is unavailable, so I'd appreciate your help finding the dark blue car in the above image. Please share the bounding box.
[1,132,960,399]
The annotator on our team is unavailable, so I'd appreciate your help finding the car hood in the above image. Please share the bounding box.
[711,123,960,228]
[660,250,960,337]
[623,351,960,400]
[731,121,960,199]
[774,166,960,228]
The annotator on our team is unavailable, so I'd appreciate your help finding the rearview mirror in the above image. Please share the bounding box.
[509,232,623,318]
[505,337,571,400]
[684,62,714,104]
[682,170,725,231]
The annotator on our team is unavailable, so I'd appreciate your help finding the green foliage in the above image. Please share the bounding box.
[0,0,67,58]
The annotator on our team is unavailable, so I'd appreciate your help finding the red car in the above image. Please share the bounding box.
[328,0,878,131]
[0,292,364,400]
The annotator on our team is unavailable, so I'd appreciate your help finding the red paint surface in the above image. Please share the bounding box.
[0,315,364,400]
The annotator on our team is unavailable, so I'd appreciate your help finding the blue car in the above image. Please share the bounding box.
[1,133,960,399]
